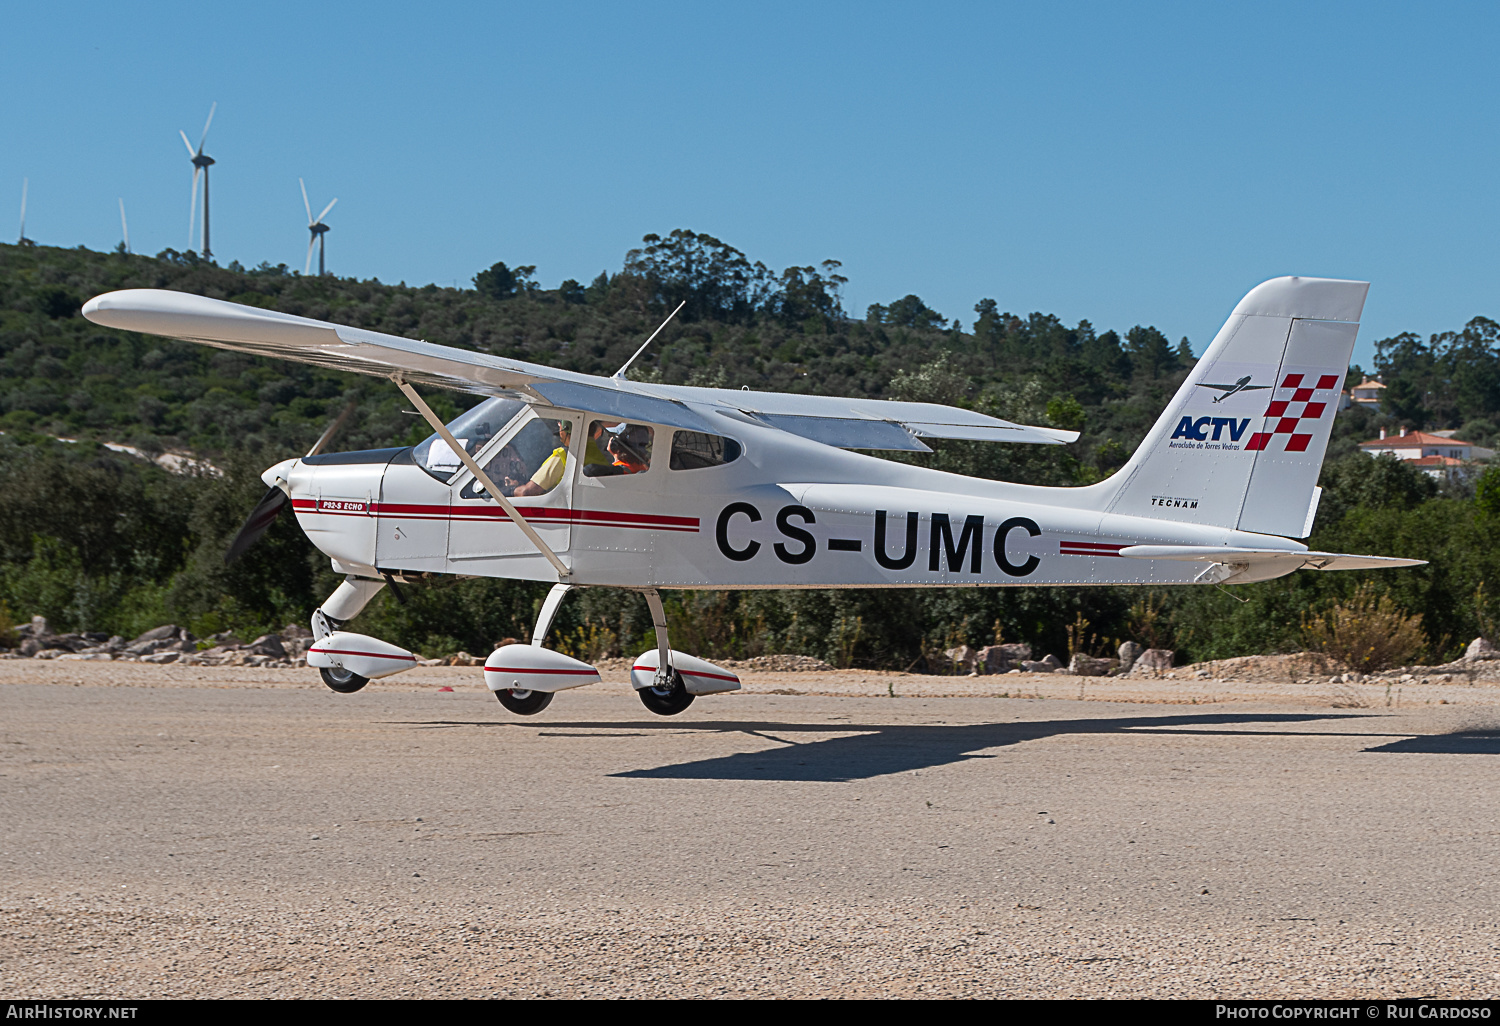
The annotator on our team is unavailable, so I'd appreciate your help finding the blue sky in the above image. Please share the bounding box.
[5,1,1496,366]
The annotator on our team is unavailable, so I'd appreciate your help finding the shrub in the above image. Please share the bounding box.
[1302,582,1425,672]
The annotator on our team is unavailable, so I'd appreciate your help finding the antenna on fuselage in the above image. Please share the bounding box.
[613,300,685,380]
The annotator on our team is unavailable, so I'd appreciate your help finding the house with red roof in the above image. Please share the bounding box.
[1359,428,1493,482]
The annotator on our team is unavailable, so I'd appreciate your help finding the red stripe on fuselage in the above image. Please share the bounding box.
[292,499,699,532]
[1059,542,1125,557]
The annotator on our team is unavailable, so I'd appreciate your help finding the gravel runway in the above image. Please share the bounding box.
[3,663,1500,999]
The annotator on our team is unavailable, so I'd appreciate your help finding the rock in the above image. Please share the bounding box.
[1068,653,1116,677]
[1134,648,1175,674]
[978,643,1031,674]
[1041,654,1063,671]
[1463,637,1500,662]
[1118,641,1143,673]
[447,652,481,666]
[34,649,67,660]
[19,615,48,639]
[245,634,287,658]
[57,652,113,661]
[1019,659,1057,674]
[943,645,979,672]
[18,638,41,657]
[281,623,313,640]
[132,624,180,645]
[46,634,89,653]
[141,651,180,664]
[280,636,313,657]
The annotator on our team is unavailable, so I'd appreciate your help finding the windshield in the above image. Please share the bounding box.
[412,397,527,481]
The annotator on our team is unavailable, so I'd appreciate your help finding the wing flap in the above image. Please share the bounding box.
[902,421,1077,444]
[750,414,932,452]
[529,381,716,432]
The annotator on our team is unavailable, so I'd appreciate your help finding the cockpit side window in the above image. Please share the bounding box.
[669,430,742,470]
[459,414,572,499]
[413,397,526,482]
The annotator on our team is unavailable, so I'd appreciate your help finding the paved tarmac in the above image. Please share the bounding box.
[4,677,1500,998]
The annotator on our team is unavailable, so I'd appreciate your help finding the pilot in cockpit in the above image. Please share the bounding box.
[507,420,571,496]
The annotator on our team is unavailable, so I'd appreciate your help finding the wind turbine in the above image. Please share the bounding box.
[300,178,336,276]
[118,198,130,254]
[18,178,28,243]
[180,102,216,258]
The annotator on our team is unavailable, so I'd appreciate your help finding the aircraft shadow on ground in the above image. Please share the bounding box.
[1361,732,1500,755]
[404,711,1422,781]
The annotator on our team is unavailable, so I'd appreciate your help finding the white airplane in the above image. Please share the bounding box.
[82,276,1422,715]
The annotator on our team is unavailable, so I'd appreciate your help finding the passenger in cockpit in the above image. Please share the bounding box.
[583,423,652,477]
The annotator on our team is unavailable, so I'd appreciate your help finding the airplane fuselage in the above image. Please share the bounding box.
[277,406,1306,593]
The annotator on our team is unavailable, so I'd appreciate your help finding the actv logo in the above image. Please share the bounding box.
[1171,416,1251,442]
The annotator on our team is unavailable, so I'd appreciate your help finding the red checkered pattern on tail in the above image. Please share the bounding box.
[1243,372,1340,453]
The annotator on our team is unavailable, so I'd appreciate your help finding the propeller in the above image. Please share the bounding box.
[224,402,355,564]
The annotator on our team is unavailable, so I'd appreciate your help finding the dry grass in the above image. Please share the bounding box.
[1303,583,1425,673]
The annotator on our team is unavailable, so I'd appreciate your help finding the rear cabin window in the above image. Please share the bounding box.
[582,421,655,477]
[670,431,741,470]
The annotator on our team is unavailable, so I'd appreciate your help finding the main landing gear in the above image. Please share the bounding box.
[637,668,693,715]
[637,589,694,716]
[494,687,554,715]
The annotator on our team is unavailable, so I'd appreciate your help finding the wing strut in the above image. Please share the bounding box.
[393,377,572,579]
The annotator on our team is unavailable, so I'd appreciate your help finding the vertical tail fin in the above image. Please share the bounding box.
[1089,276,1368,538]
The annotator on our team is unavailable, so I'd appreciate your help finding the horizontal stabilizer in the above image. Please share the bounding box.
[1119,545,1426,572]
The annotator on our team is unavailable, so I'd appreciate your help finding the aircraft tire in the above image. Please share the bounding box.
[638,672,694,716]
[319,665,370,693]
[495,688,553,715]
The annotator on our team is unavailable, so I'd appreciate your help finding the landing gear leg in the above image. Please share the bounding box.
[638,589,693,716]
[311,575,386,640]
[311,575,386,693]
[531,583,572,647]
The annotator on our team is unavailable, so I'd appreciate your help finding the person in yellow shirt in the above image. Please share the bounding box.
[509,421,571,496]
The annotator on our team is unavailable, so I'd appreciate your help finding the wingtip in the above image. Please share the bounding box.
[81,293,109,324]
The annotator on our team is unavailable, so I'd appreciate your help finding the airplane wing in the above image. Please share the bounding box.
[82,288,1077,449]
[1118,545,1426,572]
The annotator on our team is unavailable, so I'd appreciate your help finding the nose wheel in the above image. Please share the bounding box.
[638,671,694,716]
[495,688,554,715]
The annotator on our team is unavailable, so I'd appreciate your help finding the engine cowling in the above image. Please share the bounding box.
[484,644,601,693]
[630,649,741,696]
[306,631,418,679]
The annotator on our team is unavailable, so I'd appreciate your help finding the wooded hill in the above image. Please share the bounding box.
[0,232,1495,669]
